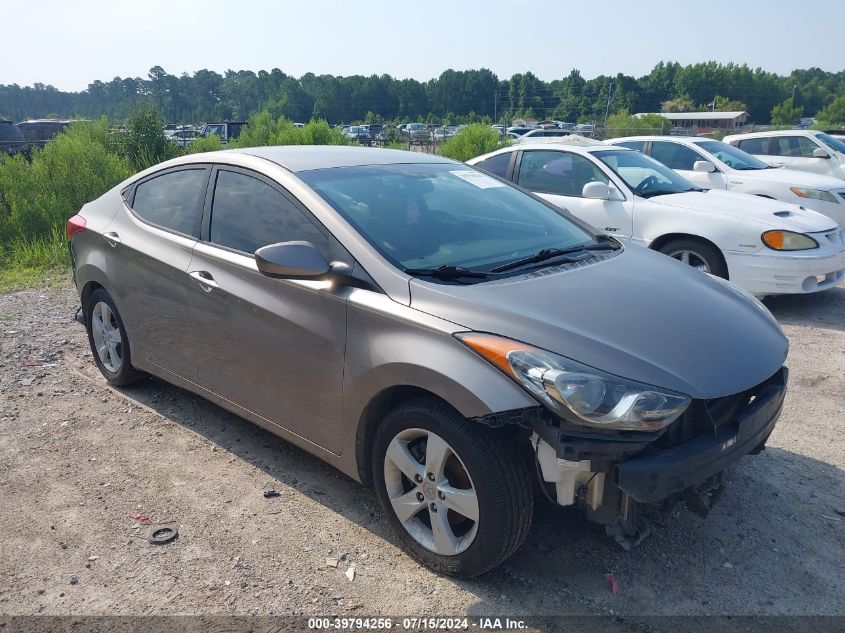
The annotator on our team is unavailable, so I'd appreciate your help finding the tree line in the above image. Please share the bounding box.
[1,61,844,126]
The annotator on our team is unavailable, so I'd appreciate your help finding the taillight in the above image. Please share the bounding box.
[66,214,86,240]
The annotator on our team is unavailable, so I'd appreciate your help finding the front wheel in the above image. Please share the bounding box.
[372,398,533,577]
[659,238,727,279]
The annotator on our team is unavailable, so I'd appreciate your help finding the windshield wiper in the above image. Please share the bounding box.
[403,265,493,279]
[490,241,617,273]
[640,186,705,198]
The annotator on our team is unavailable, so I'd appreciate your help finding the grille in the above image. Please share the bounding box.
[654,370,783,449]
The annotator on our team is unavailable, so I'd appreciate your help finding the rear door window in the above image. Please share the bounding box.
[474,153,512,178]
[131,168,208,237]
[650,141,703,170]
[614,140,645,152]
[736,137,770,155]
[517,150,608,197]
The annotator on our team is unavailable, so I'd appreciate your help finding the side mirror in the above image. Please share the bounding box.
[255,241,331,280]
[812,148,830,159]
[582,181,612,200]
[693,160,716,173]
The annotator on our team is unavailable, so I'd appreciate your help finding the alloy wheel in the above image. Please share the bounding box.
[667,248,712,273]
[383,428,479,556]
[90,301,123,373]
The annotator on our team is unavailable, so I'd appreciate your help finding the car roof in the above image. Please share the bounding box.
[606,135,714,145]
[724,129,820,139]
[226,145,455,172]
[513,136,613,151]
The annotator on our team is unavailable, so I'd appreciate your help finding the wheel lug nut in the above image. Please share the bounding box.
[414,474,423,483]
[416,492,424,502]
[427,473,435,482]
[438,491,445,500]
[429,502,437,512]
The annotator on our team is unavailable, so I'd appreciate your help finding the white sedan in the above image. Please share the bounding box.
[468,141,845,296]
[605,135,845,229]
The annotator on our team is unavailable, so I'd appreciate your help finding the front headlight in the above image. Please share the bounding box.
[456,333,690,431]
[761,230,819,251]
[789,187,839,204]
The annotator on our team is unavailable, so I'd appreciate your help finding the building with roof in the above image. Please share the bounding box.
[635,111,748,130]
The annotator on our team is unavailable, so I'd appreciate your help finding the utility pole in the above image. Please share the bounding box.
[494,89,497,130]
[603,81,613,126]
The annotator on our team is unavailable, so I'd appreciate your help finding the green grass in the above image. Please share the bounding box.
[0,229,71,293]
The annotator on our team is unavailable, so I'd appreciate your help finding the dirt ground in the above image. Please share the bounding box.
[0,280,843,627]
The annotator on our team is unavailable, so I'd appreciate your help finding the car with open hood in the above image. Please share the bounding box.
[469,141,845,296]
[68,146,788,577]
[606,135,845,229]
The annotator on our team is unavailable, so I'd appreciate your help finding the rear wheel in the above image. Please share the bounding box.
[659,238,727,278]
[372,397,533,577]
[85,288,145,386]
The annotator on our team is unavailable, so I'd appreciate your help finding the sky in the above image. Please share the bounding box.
[3,0,844,91]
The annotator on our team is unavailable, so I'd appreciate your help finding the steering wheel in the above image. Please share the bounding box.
[634,175,659,195]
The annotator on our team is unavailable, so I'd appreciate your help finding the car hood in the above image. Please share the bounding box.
[736,166,845,190]
[649,189,837,232]
[409,246,787,400]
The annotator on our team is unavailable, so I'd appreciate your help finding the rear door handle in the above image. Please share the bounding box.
[103,231,121,247]
[188,270,219,292]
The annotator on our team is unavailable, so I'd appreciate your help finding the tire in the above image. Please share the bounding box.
[85,288,145,387]
[372,397,533,578]
[658,238,727,279]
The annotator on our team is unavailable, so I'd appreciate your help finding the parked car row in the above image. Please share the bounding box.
[605,136,845,228]
[469,138,845,296]
[0,118,77,155]
[68,144,793,578]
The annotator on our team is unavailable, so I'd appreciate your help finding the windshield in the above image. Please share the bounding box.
[298,163,595,272]
[694,140,769,170]
[817,133,845,154]
[592,149,699,197]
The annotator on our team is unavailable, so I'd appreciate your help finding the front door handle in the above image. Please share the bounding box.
[103,231,121,247]
[188,270,219,292]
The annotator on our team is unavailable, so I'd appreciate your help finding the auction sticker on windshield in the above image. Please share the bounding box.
[450,170,505,188]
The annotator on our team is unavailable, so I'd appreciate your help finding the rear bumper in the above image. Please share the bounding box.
[616,367,787,503]
[726,249,845,295]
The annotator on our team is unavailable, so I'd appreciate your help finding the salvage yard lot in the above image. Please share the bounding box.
[0,281,843,624]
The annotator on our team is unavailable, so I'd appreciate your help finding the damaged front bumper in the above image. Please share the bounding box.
[531,367,788,544]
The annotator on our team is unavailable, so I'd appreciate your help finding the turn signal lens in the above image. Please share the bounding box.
[456,333,535,380]
[761,230,818,251]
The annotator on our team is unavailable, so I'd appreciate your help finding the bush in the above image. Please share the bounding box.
[183,134,223,154]
[816,95,845,126]
[439,124,509,161]
[232,113,350,147]
[0,119,131,247]
[605,110,670,137]
[115,102,180,170]
[0,119,132,278]
[771,98,803,126]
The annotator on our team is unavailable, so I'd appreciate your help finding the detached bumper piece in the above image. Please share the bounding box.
[616,367,787,503]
